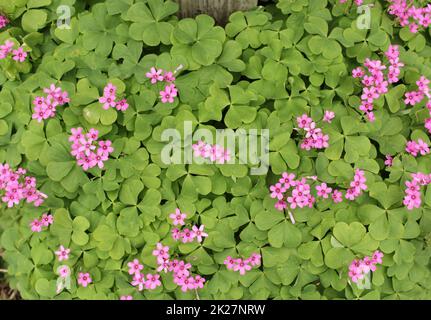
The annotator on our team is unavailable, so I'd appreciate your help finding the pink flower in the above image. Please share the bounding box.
[193,275,206,289]
[315,183,332,199]
[417,139,430,155]
[405,91,418,105]
[58,266,70,278]
[99,94,116,110]
[0,15,9,29]
[331,189,343,203]
[163,71,176,82]
[0,40,13,59]
[103,83,117,96]
[30,219,42,232]
[120,295,133,300]
[169,208,186,226]
[78,137,96,156]
[348,250,384,285]
[216,148,231,164]
[152,243,170,260]
[55,91,70,105]
[245,253,261,267]
[425,118,431,134]
[145,274,161,290]
[403,188,422,209]
[372,250,384,264]
[86,128,99,141]
[233,259,252,275]
[181,228,195,243]
[171,228,181,240]
[406,140,420,156]
[168,259,180,273]
[174,261,192,278]
[12,47,27,62]
[345,188,357,201]
[361,256,376,273]
[77,272,92,287]
[279,172,296,189]
[44,84,62,100]
[192,141,211,158]
[69,127,84,142]
[160,84,178,103]
[115,99,129,111]
[157,259,170,273]
[176,276,195,292]
[270,182,286,200]
[191,225,208,243]
[98,140,114,155]
[323,110,335,123]
[274,200,287,211]
[40,213,53,227]
[127,259,143,275]
[55,245,70,261]
[146,67,164,84]
[348,268,364,283]
[297,114,312,129]
[384,155,393,166]
[224,256,236,270]
[351,169,367,192]
[131,273,146,291]
[361,87,379,103]
[352,67,365,78]
[94,151,108,169]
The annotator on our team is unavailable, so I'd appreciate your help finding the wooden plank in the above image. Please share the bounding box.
[175,0,258,25]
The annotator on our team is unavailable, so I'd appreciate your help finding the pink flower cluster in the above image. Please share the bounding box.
[169,208,208,243]
[146,66,182,104]
[270,173,340,212]
[405,139,430,157]
[270,170,367,212]
[404,76,431,135]
[77,272,92,287]
[0,164,47,208]
[0,39,27,62]
[224,253,261,275]
[31,84,70,122]
[30,213,53,233]
[348,250,384,283]
[345,169,368,201]
[387,0,431,33]
[98,83,129,111]
[128,243,206,293]
[192,140,231,164]
[296,114,329,150]
[352,45,403,122]
[0,15,9,29]
[69,128,113,171]
[404,76,430,106]
[403,172,431,210]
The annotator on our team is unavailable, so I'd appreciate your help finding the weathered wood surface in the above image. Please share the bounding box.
[175,0,258,25]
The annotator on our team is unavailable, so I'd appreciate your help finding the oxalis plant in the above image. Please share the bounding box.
[0,0,430,300]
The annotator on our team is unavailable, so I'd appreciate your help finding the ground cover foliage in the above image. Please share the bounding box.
[0,0,430,300]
